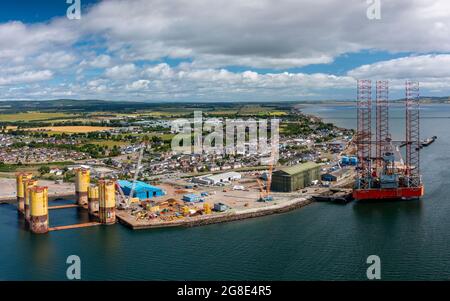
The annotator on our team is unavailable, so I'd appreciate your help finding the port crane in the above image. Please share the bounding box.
[257,144,277,202]
[116,137,149,209]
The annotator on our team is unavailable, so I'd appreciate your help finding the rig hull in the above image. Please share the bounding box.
[353,186,424,200]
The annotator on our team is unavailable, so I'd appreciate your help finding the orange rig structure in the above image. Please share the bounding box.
[353,80,424,201]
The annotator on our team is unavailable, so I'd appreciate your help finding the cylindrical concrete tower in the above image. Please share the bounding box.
[30,186,49,234]
[16,173,33,214]
[24,179,38,223]
[88,185,99,216]
[75,168,90,207]
[99,180,116,224]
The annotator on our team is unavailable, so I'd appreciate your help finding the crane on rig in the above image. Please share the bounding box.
[116,137,149,209]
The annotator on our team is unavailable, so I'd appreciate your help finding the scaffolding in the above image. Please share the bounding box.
[376,80,389,169]
[356,79,372,189]
[405,80,421,187]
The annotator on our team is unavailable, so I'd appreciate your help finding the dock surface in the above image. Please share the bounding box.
[116,197,313,230]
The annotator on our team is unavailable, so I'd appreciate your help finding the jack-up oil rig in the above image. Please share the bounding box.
[352,80,424,200]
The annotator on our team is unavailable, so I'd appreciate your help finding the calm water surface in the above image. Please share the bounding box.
[1,104,450,280]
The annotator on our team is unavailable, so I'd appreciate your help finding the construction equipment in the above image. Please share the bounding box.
[353,80,424,200]
[115,181,128,209]
[116,137,149,209]
[257,143,277,202]
[203,203,212,214]
[127,143,146,206]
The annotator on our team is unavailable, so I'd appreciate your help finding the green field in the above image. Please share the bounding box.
[89,140,129,148]
[0,161,73,173]
[237,105,288,116]
[0,112,78,122]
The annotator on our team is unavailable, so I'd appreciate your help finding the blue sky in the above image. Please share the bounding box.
[0,0,99,23]
[0,0,450,102]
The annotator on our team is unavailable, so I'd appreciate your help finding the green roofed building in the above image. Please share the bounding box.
[271,162,321,192]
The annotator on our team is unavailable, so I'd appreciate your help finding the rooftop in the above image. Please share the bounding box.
[117,180,162,192]
[276,162,321,176]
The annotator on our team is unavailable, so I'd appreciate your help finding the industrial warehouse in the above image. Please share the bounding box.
[192,172,242,185]
[271,162,321,192]
[117,180,165,200]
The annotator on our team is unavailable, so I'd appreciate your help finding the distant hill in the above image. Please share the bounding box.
[0,97,449,114]
[0,99,149,113]
[0,99,294,114]
[418,96,450,104]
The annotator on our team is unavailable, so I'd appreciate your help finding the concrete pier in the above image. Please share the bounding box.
[116,197,313,230]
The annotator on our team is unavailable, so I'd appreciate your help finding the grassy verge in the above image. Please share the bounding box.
[0,161,74,173]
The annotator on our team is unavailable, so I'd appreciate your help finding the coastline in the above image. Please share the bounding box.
[1,193,316,230]
[0,107,349,230]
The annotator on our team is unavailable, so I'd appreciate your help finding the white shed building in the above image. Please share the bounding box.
[203,172,242,185]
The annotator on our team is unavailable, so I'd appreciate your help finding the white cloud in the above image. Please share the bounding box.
[126,79,150,90]
[0,20,77,62]
[35,51,76,69]
[143,63,174,79]
[120,64,354,100]
[105,64,137,79]
[347,54,450,90]
[87,79,108,87]
[0,70,53,85]
[348,54,450,79]
[3,0,450,100]
[78,0,450,69]
[89,54,112,68]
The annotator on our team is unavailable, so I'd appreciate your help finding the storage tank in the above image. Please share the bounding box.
[24,179,38,223]
[30,186,49,234]
[88,185,99,216]
[16,173,33,214]
[75,168,90,206]
[98,180,116,224]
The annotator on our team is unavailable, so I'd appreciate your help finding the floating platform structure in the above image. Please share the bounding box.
[353,186,424,200]
[14,168,117,234]
[353,80,424,201]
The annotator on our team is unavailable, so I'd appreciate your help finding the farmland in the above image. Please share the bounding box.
[26,126,113,133]
[0,112,77,122]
